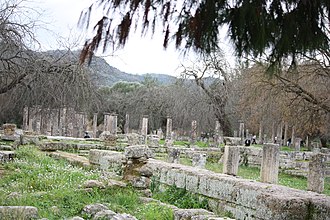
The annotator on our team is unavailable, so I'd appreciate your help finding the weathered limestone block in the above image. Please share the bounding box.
[0,145,13,151]
[89,149,124,166]
[174,209,214,220]
[145,159,330,220]
[0,206,38,219]
[0,151,15,162]
[19,135,40,145]
[223,146,240,175]
[40,142,104,151]
[127,133,145,145]
[308,153,327,193]
[49,151,90,167]
[147,135,160,148]
[223,137,241,146]
[99,131,117,146]
[164,139,174,148]
[168,148,181,163]
[192,153,207,168]
[260,143,279,184]
[124,145,154,159]
[99,154,125,174]
[81,203,109,216]
[93,210,116,219]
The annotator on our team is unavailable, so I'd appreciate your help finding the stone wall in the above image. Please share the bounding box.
[144,159,330,220]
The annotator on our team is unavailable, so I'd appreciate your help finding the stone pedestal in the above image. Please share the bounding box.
[260,143,279,184]
[223,146,240,175]
[192,153,207,168]
[307,153,326,193]
[168,148,180,164]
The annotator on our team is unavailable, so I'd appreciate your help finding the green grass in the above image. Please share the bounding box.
[152,185,209,210]
[0,146,173,219]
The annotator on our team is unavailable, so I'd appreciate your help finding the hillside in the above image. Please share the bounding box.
[43,50,177,87]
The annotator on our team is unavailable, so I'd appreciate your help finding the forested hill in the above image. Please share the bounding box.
[44,50,178,87]
[87,55,178,87]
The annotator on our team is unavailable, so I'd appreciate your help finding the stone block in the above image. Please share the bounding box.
[308,153,327,193]
[174,209,214,220]
[223,146,240,175]
[223,137,241,146]
[0,151,15,162]
[260,143,279,184]
[89,150,124,166]
[124,145,154,159]
[0,206,38,219]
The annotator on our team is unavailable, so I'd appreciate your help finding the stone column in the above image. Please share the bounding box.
[239,122,244,143]
[246,129,249,140]
[294,138,302,151]
[58,107,67,136]
[291,126,295,148]
[166,117,172,140]
[93,113,98,138]
[284,122,288,146]
[276,122,283,146]
[65,108,74,137]
[22,106,29,131]
[307,153,326,193]
[260,143,280,184]
[233,130,237,137]
[141,116,148,137]
[103,113,110,132]
[51,109,59,136]
[43,108,52,136]
[190,120,197,144]
[124,113,130,134]
[109,113,117,135]
[223,146,240,176]
[28,107,36,132]
[35,106,42,135]
[271,122,275,143]
[214,120,223,146]
[258,122,263,144]
[75,112,85,138]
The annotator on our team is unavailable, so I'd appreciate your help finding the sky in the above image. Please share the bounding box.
[31,0,235,76]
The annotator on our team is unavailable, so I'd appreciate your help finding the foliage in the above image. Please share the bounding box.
[153,185,209,210]
[79,0,329,67]
[135,203,174,220]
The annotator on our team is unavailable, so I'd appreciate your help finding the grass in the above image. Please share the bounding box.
[0,146,173,219]
[152,185,209,210]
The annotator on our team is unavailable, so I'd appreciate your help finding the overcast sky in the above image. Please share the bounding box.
[32,0,234,76]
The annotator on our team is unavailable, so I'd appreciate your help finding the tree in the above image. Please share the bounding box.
[234,62,330,147]
[79,0,329,66]
[0,0,40,94]
[180,50,233,135]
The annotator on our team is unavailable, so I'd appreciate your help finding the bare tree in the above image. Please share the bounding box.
[180,50,232,135]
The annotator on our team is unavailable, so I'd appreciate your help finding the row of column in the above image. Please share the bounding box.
[223,143,326,193]
[23,106,88,138]
[23,106,224,141]
[237,121,304,149]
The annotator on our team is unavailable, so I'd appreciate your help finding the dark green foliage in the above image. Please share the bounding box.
[80,0,329,67]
